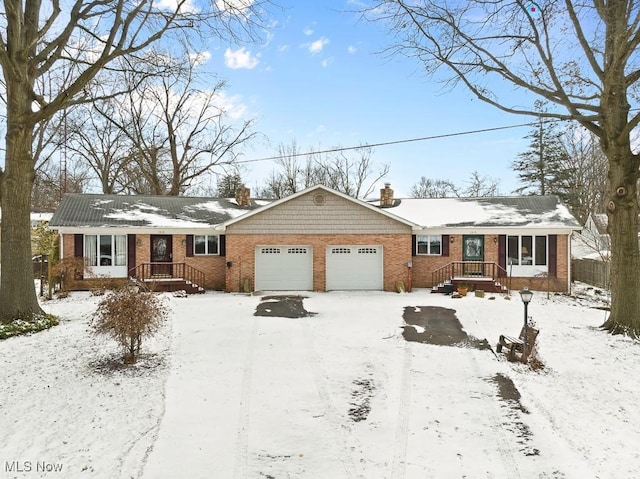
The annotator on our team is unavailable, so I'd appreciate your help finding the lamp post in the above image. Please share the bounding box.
[519,287,534,361]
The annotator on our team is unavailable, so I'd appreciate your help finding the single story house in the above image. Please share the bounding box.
[49,184,581,294]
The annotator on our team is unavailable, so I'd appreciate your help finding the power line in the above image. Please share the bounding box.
[236,121,539,165]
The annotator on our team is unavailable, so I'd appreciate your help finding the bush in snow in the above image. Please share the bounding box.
[92,285,168,364]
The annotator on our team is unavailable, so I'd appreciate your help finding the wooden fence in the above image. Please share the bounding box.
[572,258,610,289]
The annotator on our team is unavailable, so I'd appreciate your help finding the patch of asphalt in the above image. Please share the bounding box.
[401,305,491,350]
[487,374,539,457]
[254,295,316,318]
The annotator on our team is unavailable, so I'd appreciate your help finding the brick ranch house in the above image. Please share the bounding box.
[49,184,581,294]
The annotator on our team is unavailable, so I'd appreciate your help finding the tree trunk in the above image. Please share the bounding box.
[0,88,44,321]
[601,145,640,337]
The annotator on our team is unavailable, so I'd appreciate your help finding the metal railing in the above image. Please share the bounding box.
[130,262,205,290]
[431,261,508,287]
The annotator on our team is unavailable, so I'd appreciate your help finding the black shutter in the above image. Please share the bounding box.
[498,235,507,277]
[411,235,416,257]
[442,235,450,257]
[548,235,558,277]
[127,234,136,277]
[73,234,84,280]
[219,235,226,256]
[186,235,194,257]
[74,234,83,257]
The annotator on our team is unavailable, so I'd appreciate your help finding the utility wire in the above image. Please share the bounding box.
[236,121,540,165]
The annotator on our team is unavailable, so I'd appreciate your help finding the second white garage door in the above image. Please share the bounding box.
[255,246,313,291]
[325,246,383,291]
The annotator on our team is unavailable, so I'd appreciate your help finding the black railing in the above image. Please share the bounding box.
[130,262,205,290]
[431,261,508,287]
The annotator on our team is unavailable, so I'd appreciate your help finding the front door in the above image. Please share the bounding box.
[151,235,173,277]
[463,235,484,276]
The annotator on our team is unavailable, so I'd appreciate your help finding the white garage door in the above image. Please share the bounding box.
[255,246,313,291]
[325,246,383,291]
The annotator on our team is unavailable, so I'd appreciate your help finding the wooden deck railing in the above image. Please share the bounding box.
[431,261,508,287]
[130,262,205,289]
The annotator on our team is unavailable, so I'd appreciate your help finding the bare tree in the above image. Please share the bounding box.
[409,176,454,198]
[65,102,131,194]
[367,1,640,336]
[0,1,272,322]
[94,57,255,196]
[257,142,389,199]
[410,172,499,198]
[559,123,608,224]
[312,146,390,199]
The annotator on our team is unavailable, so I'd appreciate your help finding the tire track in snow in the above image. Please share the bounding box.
[301,320,357,478]
[463,308,523,478]
[233,316,259,479]
[391,342,412,479]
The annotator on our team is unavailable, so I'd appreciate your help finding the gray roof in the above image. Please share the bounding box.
[368,195,581,229]
[49,193,265,228]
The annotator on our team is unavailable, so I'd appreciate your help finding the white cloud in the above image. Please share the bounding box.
[348,45,357,54]
[224,47,260,69]
[189,51,212,67]
[303,27,314,36]
[155,0,198,13]
[215,0,254,15]
[307,37,329,55]
[321,58,334,68]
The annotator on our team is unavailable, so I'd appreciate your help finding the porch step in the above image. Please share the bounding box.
[141,278,205,294]
[431,278,508,294]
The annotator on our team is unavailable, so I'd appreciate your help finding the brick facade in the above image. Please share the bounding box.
[410,233,570,292]
[224,233,411,293]
[61,233,226,291]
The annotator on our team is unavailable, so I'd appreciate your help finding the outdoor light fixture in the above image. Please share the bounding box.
[519,287,534,362]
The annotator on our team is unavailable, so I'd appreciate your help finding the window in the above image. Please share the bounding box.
[287,248,308,254]
[194,235,219,255]
[507,235,547,266]
[331,248,351,254]
[85,235,126,266]
[261,247,281,254]
[358,248,377,254]
[416,235,442,255]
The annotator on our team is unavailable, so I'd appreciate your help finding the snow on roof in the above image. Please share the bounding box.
[49,194,265,228]
[373,196,581,229]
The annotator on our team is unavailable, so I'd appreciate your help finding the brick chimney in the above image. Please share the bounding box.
[380,183,394,207]
[235,185,251,207]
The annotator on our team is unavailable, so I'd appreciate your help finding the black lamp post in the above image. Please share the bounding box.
[519,287,534,360]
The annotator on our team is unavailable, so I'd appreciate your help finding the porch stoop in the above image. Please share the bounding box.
[431,277,508,294]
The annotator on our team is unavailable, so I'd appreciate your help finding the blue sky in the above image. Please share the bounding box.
[203,1,535,197]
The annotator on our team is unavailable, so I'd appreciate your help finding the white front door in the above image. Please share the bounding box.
[325,245,383,291]
[255,246,313,291]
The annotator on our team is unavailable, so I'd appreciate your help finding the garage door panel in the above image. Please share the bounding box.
[326,246,383,291]
[255,246,313,291]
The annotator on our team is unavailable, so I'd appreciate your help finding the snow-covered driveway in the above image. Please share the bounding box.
[141,291,598,479]
[3,287,636,478]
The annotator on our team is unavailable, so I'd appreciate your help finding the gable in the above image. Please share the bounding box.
[226,189,411,235]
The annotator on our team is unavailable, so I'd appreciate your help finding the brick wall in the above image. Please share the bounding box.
[60,233,226,291]
[411,233,570,293]
[225,233,411,292]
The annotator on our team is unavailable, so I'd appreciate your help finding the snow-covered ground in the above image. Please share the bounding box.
[1,285,637,479]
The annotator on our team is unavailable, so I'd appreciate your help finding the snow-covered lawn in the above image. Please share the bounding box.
[1,286,638,478]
